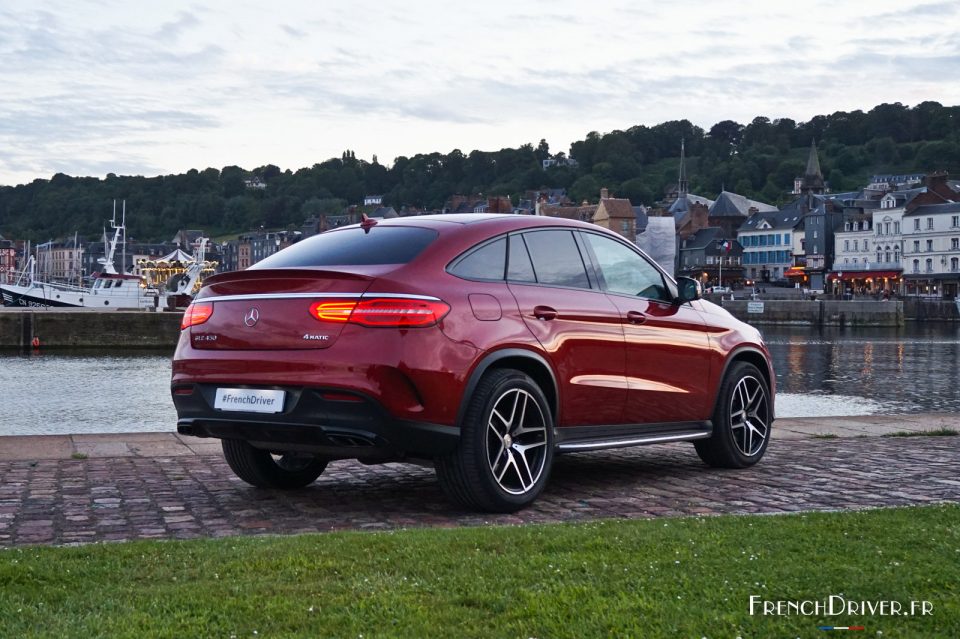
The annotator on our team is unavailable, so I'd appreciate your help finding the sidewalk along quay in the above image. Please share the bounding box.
[0,414,957,547]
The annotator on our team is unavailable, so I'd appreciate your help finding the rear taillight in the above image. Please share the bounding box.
[309,298,449,327]
[181,302,214,330]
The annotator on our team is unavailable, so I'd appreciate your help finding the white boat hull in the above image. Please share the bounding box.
[0,282,154,309]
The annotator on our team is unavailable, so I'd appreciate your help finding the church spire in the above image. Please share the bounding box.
[678,138,688,198]
[802,139,825,195]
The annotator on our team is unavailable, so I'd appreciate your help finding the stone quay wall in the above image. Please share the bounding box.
[0,309,182,348]
[720,300,909,327]
[721,299,959,326]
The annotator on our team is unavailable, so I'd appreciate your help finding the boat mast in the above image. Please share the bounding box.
[98,201,122,275]
[74,231,81,287]
[121,200,126,275]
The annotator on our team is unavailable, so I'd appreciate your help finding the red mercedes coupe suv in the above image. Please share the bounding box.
[172,214,774,512]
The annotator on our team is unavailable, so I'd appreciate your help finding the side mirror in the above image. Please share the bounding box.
[676,277,702,304]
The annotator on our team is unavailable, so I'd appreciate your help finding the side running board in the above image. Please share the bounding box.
[555,422,712,453]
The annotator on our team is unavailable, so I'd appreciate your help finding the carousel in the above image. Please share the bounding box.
[136,240,218,306]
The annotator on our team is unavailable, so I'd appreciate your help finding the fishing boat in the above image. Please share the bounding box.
[0,203,210,310]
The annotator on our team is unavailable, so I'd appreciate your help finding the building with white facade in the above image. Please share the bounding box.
[902,202,960,298]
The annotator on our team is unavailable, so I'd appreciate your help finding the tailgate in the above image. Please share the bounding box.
[189,268,378,350]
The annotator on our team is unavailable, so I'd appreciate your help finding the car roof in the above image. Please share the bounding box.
[346,213,600,233]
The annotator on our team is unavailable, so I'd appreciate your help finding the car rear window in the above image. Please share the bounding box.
[250,226,438,268]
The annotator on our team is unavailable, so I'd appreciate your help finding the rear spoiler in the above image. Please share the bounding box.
[197,267,386,300]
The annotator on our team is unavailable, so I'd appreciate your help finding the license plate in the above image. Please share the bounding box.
[214,388,285,413]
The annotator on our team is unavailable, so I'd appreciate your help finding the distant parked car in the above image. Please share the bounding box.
[171,214,775,512]
[705,286,732,294]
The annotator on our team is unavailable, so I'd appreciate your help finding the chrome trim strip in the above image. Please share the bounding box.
[557,431,710,452]
[204,292,441,303]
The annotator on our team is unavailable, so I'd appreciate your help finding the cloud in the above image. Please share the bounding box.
[156,11,200,42]
[872,1,959,19]
[0,92,218,149]
[280,24,307,38]
[835,50,960,81]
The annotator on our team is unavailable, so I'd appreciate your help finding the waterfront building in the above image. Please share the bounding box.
[902,201,960,299]
[827,172,960,297]
[230,230,302,271]
[221,240,240,272]
[829,187,925,295]
[0,235,16,284]
[48,237,84,284]
[237,239,252,270]
[737,211,804,283]
[677,227,743,287]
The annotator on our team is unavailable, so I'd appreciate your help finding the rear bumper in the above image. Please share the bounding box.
[172,383,459,459]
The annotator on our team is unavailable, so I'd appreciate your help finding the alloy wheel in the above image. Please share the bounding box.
[729,375,769,456]
[485,388,549,495]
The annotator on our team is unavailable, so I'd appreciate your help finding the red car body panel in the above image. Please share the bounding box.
[507,282,627,426]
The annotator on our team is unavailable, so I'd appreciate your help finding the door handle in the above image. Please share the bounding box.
[533,305,558,321]
[626,310,647,325]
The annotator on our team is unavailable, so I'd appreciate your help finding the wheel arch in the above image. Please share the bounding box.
[712,347,775,419]
[457,349,559,427]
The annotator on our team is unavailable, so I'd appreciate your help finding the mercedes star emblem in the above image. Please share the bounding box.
[243,307,260,327]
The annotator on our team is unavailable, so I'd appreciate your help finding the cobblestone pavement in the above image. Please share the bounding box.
[0,435,957,547]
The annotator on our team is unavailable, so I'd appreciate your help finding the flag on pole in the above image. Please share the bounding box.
[720,240,732,253]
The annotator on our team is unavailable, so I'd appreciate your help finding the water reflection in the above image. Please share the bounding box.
[0,349,175,436]
[761,324,960,418]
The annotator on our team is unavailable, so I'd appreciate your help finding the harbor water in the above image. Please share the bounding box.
[1,324,959,436]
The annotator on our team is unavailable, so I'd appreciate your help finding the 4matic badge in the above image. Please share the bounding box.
[302,334,330,341]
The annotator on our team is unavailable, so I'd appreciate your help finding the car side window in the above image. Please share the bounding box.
[521,230,591,289]
[449,237,506,281]
[583,233,671,302]
[507,234,536,283]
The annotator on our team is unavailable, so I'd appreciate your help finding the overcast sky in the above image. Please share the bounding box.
[2,0,959,187]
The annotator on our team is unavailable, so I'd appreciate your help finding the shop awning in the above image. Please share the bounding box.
[784,267,806,277]
[827,270,902,282]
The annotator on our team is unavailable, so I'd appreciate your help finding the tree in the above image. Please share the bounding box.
[708,120,744,149]
[569,175,600,204]
[535,139,550,163]
[618,177,653,205]
[220,166,246,198]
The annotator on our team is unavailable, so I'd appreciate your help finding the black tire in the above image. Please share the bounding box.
[695,361,772,468]
[436,369,555,512]
[221,439,327,489]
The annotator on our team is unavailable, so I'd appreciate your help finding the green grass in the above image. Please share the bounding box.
[883,428,959,438]
[810,433,839,439]
[1,505,958,638]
